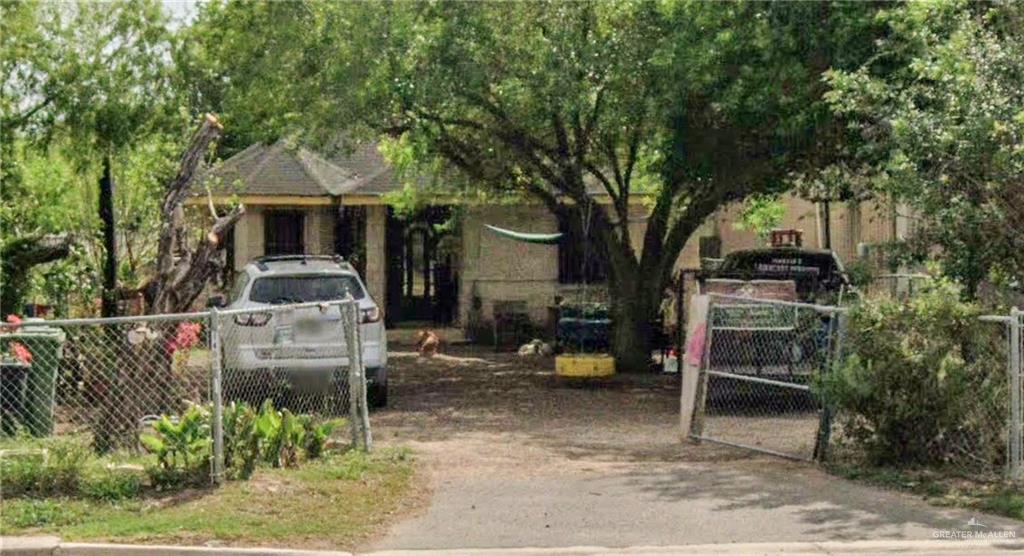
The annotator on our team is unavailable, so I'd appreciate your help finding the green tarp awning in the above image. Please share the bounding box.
[484,224,562,245]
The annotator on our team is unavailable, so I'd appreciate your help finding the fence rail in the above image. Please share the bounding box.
[0,299,371,484]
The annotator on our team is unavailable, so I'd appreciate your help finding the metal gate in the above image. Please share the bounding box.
[689,294,843,461]
[981,307,1024,480]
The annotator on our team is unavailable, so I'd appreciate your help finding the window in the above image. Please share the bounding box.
[557,217,608,284]
[264,211,305,255]
[249,275,366,303]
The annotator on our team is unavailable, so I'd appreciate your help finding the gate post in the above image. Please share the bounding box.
[689,297,716,441]
[814,309,842,462]
[1011,307,1022,481]
[342,298,372,451]
[209,307,225,484]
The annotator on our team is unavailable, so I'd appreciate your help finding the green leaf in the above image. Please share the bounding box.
[139,434,165,454]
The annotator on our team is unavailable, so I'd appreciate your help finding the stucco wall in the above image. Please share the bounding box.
[458,205,561,327]
[364,205,387,307]
[232,205,335,271]
[672,193,894,273]
[458,194,896,331]
[232,206,264,271]
[232,204,387,308]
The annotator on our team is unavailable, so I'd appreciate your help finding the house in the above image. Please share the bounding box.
[189,141,901,335]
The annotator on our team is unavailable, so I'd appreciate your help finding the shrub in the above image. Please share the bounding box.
[79,466,142,501]
[223,401,259,480]
[140,404,212,489]
[220,400,339,477]
[252,401,310,468]
[0,437,89,497]
[300,415,339,460]
[137,400,342,486]
[822,280,1008,469]
[255,399,284,467]
[278,409,304,468]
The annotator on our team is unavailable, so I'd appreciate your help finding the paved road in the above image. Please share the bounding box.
[365,349,1022,550]
[12,537,1024,555]
[371,458,1021,550]
[368,540,1024,556]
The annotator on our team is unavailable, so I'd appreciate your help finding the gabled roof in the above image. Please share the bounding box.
[201,141,403,198]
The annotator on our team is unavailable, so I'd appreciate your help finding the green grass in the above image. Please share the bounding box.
[1,447,419,548]
[829,463,1024,521]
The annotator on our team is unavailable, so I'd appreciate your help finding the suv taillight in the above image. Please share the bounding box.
[361,307,381,323]
[234,312,272,327]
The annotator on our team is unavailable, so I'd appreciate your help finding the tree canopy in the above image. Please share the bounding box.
[0,0,226,316]
[822,2,1024,298]
[187,0,883,368]
[3,0,1020,350]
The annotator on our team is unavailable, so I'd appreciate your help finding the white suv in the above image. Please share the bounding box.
[211,255,388,407]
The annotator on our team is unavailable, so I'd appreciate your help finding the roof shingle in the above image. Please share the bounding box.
[201,141,402,198]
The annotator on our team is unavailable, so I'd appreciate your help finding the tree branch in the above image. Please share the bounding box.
[148,114,242,314]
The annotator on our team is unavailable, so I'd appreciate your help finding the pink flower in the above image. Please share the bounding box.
[167,322,202,355]
[11,342,32,364]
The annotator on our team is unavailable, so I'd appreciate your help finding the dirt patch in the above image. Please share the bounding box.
[140,486,216,511]
[374,346,751,479]
[246,473,300,496]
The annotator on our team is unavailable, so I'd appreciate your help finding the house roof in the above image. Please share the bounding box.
[197,139,613,202]
[200,141,403,198]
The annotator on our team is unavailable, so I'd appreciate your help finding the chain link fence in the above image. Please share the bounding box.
[0,299,370,483]
[687,295,1024,481]
[966,309,1023,480]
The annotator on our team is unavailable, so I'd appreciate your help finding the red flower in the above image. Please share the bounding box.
[11,342,32,364]
[167,322,202,355]
[5,314,22,330]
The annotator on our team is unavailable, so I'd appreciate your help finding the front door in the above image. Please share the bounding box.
[385,207,458,326]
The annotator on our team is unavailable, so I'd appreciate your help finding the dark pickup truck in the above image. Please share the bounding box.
[702,247,852,304]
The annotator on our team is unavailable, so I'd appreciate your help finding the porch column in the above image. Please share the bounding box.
[365,205,387,309]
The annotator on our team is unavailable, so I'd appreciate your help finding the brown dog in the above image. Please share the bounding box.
[414,329,440,358]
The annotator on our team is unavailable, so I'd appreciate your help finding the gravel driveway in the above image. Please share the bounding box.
[365,346,1021,550]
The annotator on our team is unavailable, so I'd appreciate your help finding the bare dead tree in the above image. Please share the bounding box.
[93,114,245,452]
[146,113,245,315]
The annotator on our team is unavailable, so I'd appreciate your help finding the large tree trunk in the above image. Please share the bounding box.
[147,114,244,315]
[607,262,662,372]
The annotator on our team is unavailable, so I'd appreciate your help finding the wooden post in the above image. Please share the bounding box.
[99,154,118,317]
[821,200,832,250]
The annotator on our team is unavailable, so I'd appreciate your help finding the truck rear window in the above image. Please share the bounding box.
[249,275,365,303]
